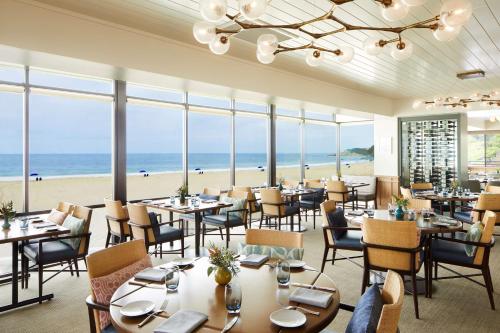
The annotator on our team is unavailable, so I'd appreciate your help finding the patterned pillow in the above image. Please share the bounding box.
[219,197,247,219]
[465,222,484,257]
[60,215,85,250]
[47,209,68,225]
[238,243,304,260]
[90,255,152,330]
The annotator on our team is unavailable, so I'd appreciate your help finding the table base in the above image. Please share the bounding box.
[0,293,54,312]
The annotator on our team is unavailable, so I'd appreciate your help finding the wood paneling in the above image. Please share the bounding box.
[376,175,400,208]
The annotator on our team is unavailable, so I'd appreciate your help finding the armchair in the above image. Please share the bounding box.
[104,199,131,247]
[259,188,301,231]
[299,182,325,229]
[326,180,357,210]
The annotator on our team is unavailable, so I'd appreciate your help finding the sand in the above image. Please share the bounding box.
[0,162,373,211]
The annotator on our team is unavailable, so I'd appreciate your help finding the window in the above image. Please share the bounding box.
[485,134,500,175]
[468,133,500,178]
[30,68,113,94]
[127,84,183,103]
[276,107,300,117]
[276,119,301,182]
[305,111,334,121]
[188,111,231,193]
[127,102,183,200]
[188,94,230,109]
[340,123,374,176]
[304,122,337,180]
[0,64,24,83]
[0,91,23,211]
[235,115,268,186]
[468,134,485,177]
[29,93,112,211]
[234,101,267,113]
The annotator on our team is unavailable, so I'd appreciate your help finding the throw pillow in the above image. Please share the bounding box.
[326,208,348,240]
[60,215,85,250]
[199,193,219,201]
[238,243,304,260]
[465,222,484,257]
[346,284,383,333]
[219,197,247,219]
[90,256,152,330]
[47,208,68,225]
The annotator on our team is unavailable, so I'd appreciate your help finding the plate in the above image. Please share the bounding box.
[270,309,306,328]
[171,258,194,267]
[288,260,306,269]
[141,199,153,203]
[120,300,155,317]
[44,227,60,232]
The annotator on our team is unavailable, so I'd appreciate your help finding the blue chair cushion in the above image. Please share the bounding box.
[23,240,77,264]
[346,284,383,333]
[155,225,183,243]
[199,194,219,201]
[284,205,300,216]
[335,230,363,250]
[299,200,320,209]
[431,239,474,265]
[102,324,117,333]
[203,214,245,227]
[326,208,347,239]
[454,210,472,224]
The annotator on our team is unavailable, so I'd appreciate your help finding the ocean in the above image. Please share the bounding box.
[0,153,372,179]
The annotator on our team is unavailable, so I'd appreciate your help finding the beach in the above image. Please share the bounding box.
[0,162,373,211]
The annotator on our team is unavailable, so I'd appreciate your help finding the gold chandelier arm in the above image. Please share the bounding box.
[275,43,341,56]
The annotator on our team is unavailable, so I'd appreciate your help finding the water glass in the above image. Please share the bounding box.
[19,218,29,230]
[170,196,176,205]
[225,279,242,314]
[193,197,200,208]
[276,260,291,287]
[165,267,179,292]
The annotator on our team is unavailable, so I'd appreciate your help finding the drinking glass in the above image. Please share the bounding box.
[225,279,242,314]
[19,218,29,230]
[276,260,291,287]
[388,203,395,215]
[193,197,200,208]
[170,196,176,205]
[165,267,179,292]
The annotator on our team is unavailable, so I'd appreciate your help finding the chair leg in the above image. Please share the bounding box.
[259,215,263,229]
[181,235,185,258]
[219,228,224,240]
[74,258,80,277]
[482,267,495,310]
[434,261,438,280]
[202,224,206,247]
[331,249,337,266]
[361,267,369,294]
[105,232,111,248]
[68,260,74,276]
[38,264,43,303]
[321,247,329,273]
[226,227,230,248]
[411,272,420,319]
[160,244,163,259]
[313,210,316,229]
[25,257,29,289]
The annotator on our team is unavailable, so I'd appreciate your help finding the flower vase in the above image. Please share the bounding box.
[180,194,186,205]
[2,216,11,230]
[395,206,405,220]
[215,267,232,286]
[278,183,283,191]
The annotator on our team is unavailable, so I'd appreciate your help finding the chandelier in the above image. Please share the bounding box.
[413,91,500,110]
[192,0,473,66]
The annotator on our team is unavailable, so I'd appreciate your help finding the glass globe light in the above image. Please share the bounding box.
[449,96,461,103]
[256,49,275,64]
[336,46,354,63]
[440,0,472,27]
[425,103,434,110]
[239,0,268,21]
[469,92,482,101]
[481,101,490,107]
[380,0,409,22]
[434,97,444,106]
[446,104,454,109]
[433,23,461,41]
[193,21,217,44]
[199,0,227,22]
[209,34,230,55]
[490,115,496,122]
[490,90,499,97]
[390,40,413,60]
[257,34,278,55]
[402,0,427,6]
[363,37,384,56]
[305,49,323,67]
[412,100,424,110]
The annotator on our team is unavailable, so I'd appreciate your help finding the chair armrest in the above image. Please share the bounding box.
[39,232,92,243]
[339,303,355,312]
[261,202,285,207]
[105,216,128,223]
[322,226,361,231]
[128,222,153,229]
[434,236,493,248]
[361,239,422,253]
[225,208,248,220]
[86,295,110,312]
[327,190,349,195]
[158,219,183,227]
[472,208,500,213]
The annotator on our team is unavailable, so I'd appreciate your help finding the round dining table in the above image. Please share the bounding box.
[110,257,340,333]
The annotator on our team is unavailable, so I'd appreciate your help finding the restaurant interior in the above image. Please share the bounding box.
[0,0,499,332]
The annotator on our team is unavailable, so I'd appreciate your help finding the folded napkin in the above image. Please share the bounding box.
[240,254,268,267]
[154,310,208,333]
[289,287,333,309]
[134,268,166,282]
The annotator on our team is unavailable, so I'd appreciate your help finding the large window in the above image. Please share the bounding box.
[276,118,301,182]
[235,115,268,186]
[304,122,337,180]
[468,133,500,179]
[339,123,374,176]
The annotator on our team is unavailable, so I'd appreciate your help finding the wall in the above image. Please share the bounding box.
[373,114,399,176]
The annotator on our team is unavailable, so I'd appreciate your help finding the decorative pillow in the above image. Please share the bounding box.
[465,222,484,257]
[90,255,153,330]
[60,215,85,250]
[47,208,68,225]
[346,284,383,333]
[148,212,161,238]
[219,197,247,219]
[238,243,304,260]
[326,208,347,240]
[199,193,219,201]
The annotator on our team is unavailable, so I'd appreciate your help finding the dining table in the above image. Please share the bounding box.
[110,257,340,333]
[412,191,479,218]
[0,216,69,312]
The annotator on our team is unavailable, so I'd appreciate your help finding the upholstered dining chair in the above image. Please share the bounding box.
[259,188,301,231]
[303,179,321,188]
[430,211,497,309]
[485,184,500,194]
[86,240,151,333]
[407,198,431,210]
[361,218,427,319]
[400,187,413,200]
[201,190,249,248]
[180,187,221,234]
[283,179,300,188]
[57,201,74,214]
[127,203,184,258]
[454,193,500,227]
[326,180,357,210]
[300,181,325,229]
[233,186,260,227]
[245,228,303,249]
[104,199,131,247]
[319,200,363,272]
[410,182,433,192]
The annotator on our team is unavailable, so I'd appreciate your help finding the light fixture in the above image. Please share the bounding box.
[457,69,485,79]
[193,0,473,66]
[413,92,500,110]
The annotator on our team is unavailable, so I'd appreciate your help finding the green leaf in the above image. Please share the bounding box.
[207,266,214,277]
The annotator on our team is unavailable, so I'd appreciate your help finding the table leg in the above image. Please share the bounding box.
[450,200,456,218]
[194,212,201,257]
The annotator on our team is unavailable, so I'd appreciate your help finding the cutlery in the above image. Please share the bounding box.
[128,281,163,289]
[221,315,239,333]
[138,299,169,327]
[291,283,336,293]
[286,305,320,316]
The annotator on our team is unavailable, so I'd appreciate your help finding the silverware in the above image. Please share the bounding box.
[286,305,320,316]
[291,282,336,293]
[221,315,239,333]
[128,281,163,289]
[138,298,169,327]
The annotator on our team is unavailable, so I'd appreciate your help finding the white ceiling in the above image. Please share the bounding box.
[33,0,500,100]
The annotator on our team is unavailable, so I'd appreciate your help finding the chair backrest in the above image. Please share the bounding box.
[233,186,258,213]
[320,200,336,246]
[72,205,93,255]
[245,229,303,248]
[227,190,249,223]
[486,180,500,187]
[307,181,325,190]
[203,187,221,196]
[410,182,432,190]
[473,211,497,265]
[400,187,413,200]
[304,179,321,188]
[57,201,74,214]
[473,193,500,224]
[462,180,481,193]
[407,198,431,210]
[104,199,130,236]
[326,180,348,202]
[127,204,155,243]
[362,218,420,272]
[377,270,404,333]
[485,184,500,194]
[283,179,300,188]
[260,188,285,216]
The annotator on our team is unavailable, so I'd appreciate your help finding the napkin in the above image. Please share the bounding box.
[154,310,208,333]
[134,268,166,282]
[240,254,268,266]
[289,287,333,309]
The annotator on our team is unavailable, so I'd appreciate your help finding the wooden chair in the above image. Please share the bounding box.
[180,187,221,234]
[485,184,500,194]
[245,229,303,248]
[326,180,357,210]
[127,203,184,258]
[283,179,300,188]
[410,182,433,191]
[400,187,413,200]
[407,198,431,210]
[201,190,249,248]
[259,188,301,231]
[430,211,497,309]
[86,240,148,333]
[361,218,427,319]
[233,186,260,227]
[104,199,131,247]
[300,181,325,229]
[455,193,500,227]
[319,200,363,272]
[303,179,321,188]
[57,201,74,214]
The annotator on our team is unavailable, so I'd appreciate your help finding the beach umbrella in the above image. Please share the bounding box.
[305,164,310,170]
[30,173,39,177]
